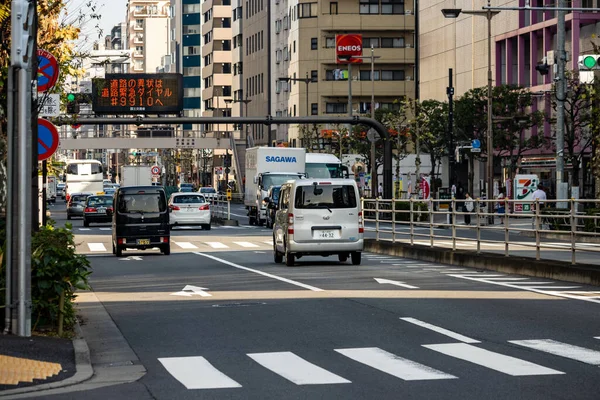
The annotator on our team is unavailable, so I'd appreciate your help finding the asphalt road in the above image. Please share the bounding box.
[38,199,600,399]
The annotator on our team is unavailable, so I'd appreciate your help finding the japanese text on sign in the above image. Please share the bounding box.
[92,73,183,114]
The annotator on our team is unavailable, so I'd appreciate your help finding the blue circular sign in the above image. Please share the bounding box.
[472,139,481,149]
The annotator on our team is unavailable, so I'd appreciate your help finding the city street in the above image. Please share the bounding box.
[32,199,600,399]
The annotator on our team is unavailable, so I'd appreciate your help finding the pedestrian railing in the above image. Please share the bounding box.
[209,196,232,222]
[362,197,600,265]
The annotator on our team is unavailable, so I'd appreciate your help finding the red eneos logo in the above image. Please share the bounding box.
[336,34,363,64]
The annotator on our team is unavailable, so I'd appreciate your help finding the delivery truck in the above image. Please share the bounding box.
[245,147,306,226]
[120,165,153,187]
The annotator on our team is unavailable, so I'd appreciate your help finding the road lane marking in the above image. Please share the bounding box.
[204,242,229,249]
[87,243,107,252]
[423,343,564,376]
[99,227,111,231]
[482,278,531,281]
[508,339,600,365]
[263,240,273,245]
[335,347,456,381]
[194,252,324,291]
[158,356,241,389]
[233,241,260,248]
[527,286,581,289]
[247,352,350,385]
[374,278,419,289]
[400,317,480,343]
[594,337,600,340]
[79,228,91,231]
[503,282,554,285]
[173,242,199,250]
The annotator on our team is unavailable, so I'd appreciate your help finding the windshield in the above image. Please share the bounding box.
[200,188,216,194]
[263,174,301,188]
[66,163,103,175]
[173,194,206,204]
[294,185,357,209]
[305,163,343,179]
[87,196,113,207]
[70,194,89,203]
[271,187,281,202]
[118,193,166,213]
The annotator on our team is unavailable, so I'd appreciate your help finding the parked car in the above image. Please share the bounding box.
[168,193,211,230]
[67,192,93,220]
[264,185,281,229]
[112,185,170,256]
[198,187,219,201]
[83,195,114,227]
[57,183,66,199]
[272,179,363,266]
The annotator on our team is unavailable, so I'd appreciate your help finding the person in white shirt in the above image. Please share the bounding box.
[531,185,547,210]
[378,183,383,197]
[463,193,474,225]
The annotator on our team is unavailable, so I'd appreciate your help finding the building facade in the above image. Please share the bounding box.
[126,0,170,73]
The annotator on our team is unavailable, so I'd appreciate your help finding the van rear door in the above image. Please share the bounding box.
[292,183,360,242]
[116,190,168,237]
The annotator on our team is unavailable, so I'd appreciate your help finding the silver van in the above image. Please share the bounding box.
[271,179,363,266]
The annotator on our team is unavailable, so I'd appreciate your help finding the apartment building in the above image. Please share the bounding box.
[127,0,170,73]
[421,0,600,196]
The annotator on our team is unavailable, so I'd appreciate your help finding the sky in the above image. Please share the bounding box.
[64,0,129,50]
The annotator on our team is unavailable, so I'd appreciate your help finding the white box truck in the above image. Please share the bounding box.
[245,147,306,225]
[120,165,153,187]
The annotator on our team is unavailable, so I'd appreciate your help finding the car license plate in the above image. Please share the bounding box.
[97,207,106,214]
[315,230,338,239]
[137,239,150,245]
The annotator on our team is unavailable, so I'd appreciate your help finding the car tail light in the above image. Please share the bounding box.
[117,238,125,244]
[287,213,294,234]
[358,211,364,233]
[170,205,180,211]
[66,194,71,202]
[107,207,113,213]
[85,207,96,213]
[199,204,209,210]
[160,237,169,243]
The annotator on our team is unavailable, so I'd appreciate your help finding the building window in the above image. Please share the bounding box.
[293,40,296,53]
[223,86,232,96]
[261,73,264,93]
[325,37,335,48]
[203,9,212,22]
[381,37,404,48]
[184,67,201,76]
[311,38,318,50]
[183,25,200,34]
[298,2,317,18]
[311,70,318,82]
[283,46,289,60]
[283,16,288,29]
[325,103,347,113]
[380,102,401,111]
[363,37,379,48]
[184,88,201,97]
[223,40,231,51]
[222,17,231,28]
[330,2,338,14]
[184,3,200,13]
[311,103,318,115]
[204,54,212,65]
[360,0,379,14]
[381,0,404,14]
[184,46,200,55]
[381,70,405,80]
[135,19,143,29]
[222,63,231,73]
[359,70,380,80]
[276,19,282,33]
[325,69,348,80]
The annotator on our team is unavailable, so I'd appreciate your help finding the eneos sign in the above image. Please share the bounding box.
[336,34,363,64]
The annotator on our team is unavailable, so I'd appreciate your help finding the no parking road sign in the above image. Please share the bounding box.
[37,49,60,92]
[38,119,59,162]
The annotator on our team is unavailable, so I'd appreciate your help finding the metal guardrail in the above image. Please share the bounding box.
[362,197,600,265]
[209,196,232,222]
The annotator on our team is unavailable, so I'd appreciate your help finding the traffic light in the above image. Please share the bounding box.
[535,62,550,76]
[66,93,80,114]
[224,154,232,167]
[578,55,600,71]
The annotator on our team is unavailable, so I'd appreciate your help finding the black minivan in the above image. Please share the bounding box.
[112,186,170,257]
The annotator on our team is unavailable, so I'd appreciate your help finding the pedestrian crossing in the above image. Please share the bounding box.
[158,335,600,390]
[73,224,272,233]
[78,238,274,254]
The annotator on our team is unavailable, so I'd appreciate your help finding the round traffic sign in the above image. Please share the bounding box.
[151,165,160,175]
[38,118,59,162]
[472,139,481,149]
[37,49,60,92]
[71,124,82,130]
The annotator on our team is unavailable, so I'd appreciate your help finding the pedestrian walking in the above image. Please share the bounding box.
[463,192,474,225]
[378,182,383,198]
[531,184,547,229]
[496,188,506,224]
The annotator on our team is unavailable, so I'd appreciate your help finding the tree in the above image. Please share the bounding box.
[551,71,595,188]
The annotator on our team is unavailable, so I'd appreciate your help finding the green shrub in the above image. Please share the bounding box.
[584,208,600,233]
[393,201,430,222]
[31,221,92,333]
[541,207,571,231]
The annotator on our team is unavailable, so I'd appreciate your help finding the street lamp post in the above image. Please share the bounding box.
[442,3,499,223]
[224,96,252,147]
[279,73,313,147]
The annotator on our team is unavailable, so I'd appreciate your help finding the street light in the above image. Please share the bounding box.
[279,73,313,147]
[224,96,252,147]
[442,3,500,221]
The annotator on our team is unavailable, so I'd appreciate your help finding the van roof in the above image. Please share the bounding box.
[117,185,165,193]
[286,178,357,187]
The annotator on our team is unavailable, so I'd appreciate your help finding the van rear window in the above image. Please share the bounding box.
[118,193,166,213]
[294,185,357,209]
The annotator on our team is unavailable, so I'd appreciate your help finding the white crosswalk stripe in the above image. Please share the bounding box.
[509,339,600,365]
[204,242,230,249]
[423,343,564,376]
[233,241,260,248]
[335,347,457,381]
[400,317,480,343]
[248,352,350,385]
[173,242,199,250]
[87,243,107,252]
[158,356,242,389]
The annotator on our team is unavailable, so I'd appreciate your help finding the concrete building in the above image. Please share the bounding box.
[421,0,599,197]
[126,0,170,73]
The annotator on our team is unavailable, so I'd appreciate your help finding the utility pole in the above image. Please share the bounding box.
[556,0,567,203]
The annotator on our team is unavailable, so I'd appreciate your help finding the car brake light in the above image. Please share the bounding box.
[117,238,125,244]
[170,205,180,211]
[85,207,97,213]
[199,204,209,210]
[319,182,332,185]
[160,237,169,243]
[358,211,364,233]
[287,213,294,234]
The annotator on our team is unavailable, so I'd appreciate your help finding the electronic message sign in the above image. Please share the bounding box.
[92,73,183,114]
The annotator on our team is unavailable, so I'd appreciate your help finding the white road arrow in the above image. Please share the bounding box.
[374,278,419,289]
[170,284,212,297]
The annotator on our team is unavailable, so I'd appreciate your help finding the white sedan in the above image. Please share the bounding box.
[168,193,211,230]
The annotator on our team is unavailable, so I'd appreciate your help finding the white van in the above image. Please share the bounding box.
[271,178,363,266]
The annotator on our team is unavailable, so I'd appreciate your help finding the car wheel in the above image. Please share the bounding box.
[83,220,89,227]
[351,252,361,265]
[284,242,295,267]
[338,253,348,263]
[162,244,171,255]
[112,241,116,255]
[249,216,256,225]
[116,246,123,257]
[67,214,71,220]
[273,236,283,263]
[203,224,211,231]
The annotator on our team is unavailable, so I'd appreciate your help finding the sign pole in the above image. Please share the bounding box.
[42,160,47,226]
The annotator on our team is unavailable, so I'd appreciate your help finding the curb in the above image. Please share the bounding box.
[0,322,94,398]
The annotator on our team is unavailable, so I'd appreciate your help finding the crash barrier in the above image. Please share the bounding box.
[362,197,600,266]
